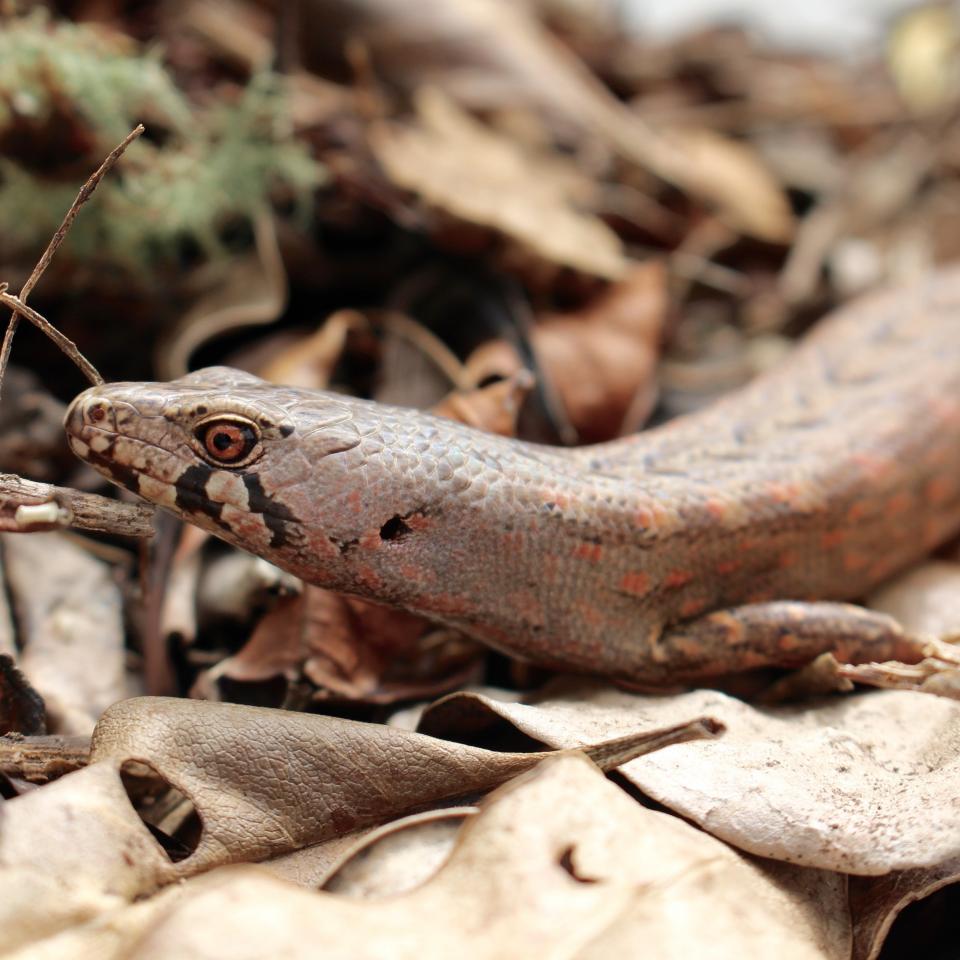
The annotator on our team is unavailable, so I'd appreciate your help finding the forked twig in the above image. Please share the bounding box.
[0,124,145,394]
[0,124,157,540]
[0,290,102,386]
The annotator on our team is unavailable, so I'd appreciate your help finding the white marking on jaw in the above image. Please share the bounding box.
[69,438,90,458]
[138,474,178,508]
[205,471,249,510]
[88,434,114,454]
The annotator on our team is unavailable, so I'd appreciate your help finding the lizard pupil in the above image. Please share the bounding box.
[212,431,232,451]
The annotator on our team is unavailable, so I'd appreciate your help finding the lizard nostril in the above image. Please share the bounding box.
[84,398,115,429]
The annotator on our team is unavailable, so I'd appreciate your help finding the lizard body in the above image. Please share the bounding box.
[64,271,960,683]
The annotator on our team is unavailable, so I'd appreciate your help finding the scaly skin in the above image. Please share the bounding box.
[64,271,960,683]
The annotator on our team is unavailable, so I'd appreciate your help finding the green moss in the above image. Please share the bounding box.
[0,13,322,268]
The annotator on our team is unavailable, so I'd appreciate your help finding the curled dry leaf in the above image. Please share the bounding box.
[465,260,667,442]
[321,806,477,897]
[419,680,960,874]
[198,584,479,704]
[0,762,175,955]
[63,755,845,960]
[369,88,629,280]
[4,532,126,735]
[88,696,717,876]
[260,826,389,890]
[431,369,535,438]
[258,309,369,390]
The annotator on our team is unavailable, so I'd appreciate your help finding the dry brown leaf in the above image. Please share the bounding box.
[431,369,535,438]
[303,0,792,240]
[88,695,718,876]
[258,309,370,390]
[4,532,126,735]
[369,88,629,279]
[195,577,482,705]
[653,125,795,242]
[71,755,845,960]
[465,260,667,441]
[419,680,960,874]
[0,762,175,955]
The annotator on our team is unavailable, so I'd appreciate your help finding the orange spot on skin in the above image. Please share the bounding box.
[706,499,726,520]
[417,592,473,617]
[716,559,740,576]
[359,530,383,550]
[928,396,960,425]
[884,491,912,517]
[664,570,693,589]
[573,543,603,563]
[397,562,430,584]
[679,597,709,619]
[843,551,869,573]
[925,476,953,505]
[846,501,869,523]
[778,551,797,569]
[501,531,525,550]
[852,453,893,481]
[579,604,605,627]
[767,482,800,505]
[739,538,760,553]
[347,489,362,513]
[821,529,846,550]
[634,505,654,529]
[541,491,569,511]
[355,565,383,591]
[474,625,512,647]
[745,591,773,604]
[777,633,800,652]
[619,571,652,596]
[505,590,543,623]
[406,513,432,532]
[868,556,898,583]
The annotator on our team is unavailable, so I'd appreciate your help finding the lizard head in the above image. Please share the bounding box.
[64,366,368,578]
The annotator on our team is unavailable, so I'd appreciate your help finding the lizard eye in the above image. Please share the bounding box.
[195,416,261,467]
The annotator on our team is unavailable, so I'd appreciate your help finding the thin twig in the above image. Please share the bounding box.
[0,124,145,395]
[0,292,102,386]
[0,473,154,538]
